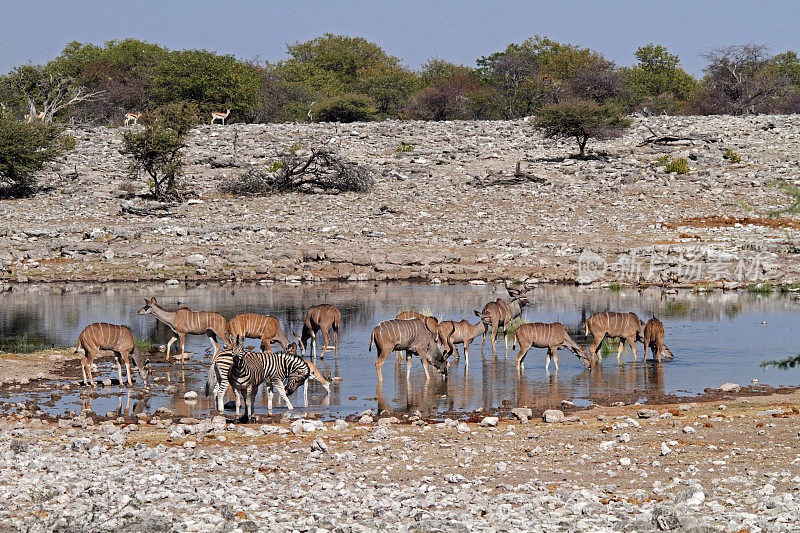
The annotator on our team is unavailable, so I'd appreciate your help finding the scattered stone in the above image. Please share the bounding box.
[660,442,672,456]
[638,408,660,419]
[479,416,499,427]
[718,382,740,393]
[310,437,328,453]
[543,409,565,423]
[511,407,532,423]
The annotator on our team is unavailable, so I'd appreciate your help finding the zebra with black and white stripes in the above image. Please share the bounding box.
[221,336,330,421]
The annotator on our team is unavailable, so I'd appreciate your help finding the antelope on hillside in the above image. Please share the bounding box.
[370,318,447,383]
[293,304,340,359]
[137,297,228,364]
[436,320,486,367]
[474,287,530,356]
[210,108,231,125]
[124,112,140,126]
[227,313,290,353]
[643,317,673,362]
[585,311,645,364]
[512,322,591,373]
[75,323,150,387]
[395,311,438,361]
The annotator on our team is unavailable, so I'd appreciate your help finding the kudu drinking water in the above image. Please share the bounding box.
[512,322,591,373]
[395,311,438,361]
[585,311,645,364]
[643,317,673,362]
[370,318,448,383]
[474,287,529,357]
[75,323,150,387]
[293,304,340,359]
[227,313,290,353]
[137,297,228,364]
[436,320,486,367]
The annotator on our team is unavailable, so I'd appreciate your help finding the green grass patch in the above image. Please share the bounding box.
[747,282,774,294]
[600,337,621,357]
[395,142,414,153]
[134,337,156,353]
[0,333,50,354]
[778,283,800,293]
[665,158,690,174]
[503,317,525,339]
[723,148,742,163]
[606,281,623,292]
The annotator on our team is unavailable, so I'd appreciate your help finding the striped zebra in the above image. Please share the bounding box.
[211,337,330,420]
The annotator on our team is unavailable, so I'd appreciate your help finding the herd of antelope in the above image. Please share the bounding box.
[74,288,673,420]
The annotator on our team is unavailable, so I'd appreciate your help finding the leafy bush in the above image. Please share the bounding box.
[533,99,631,158]
[0,114,68,197]
[723,148,742,163]
[665,158,690,174]
[655,155,670,166]
[311,94,377,122]
[59,133,76,151]
[120,102,198,200]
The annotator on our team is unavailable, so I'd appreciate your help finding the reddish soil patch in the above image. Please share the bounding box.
[666,215,800,230]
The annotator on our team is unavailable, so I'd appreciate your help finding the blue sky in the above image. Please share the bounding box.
[1,1,798,75]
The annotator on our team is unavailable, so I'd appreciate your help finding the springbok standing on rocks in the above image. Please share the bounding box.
[643,317,673,362]
[227,313,290,353]
[370,318,447,383]
[124,113,140,126]
[210,108,231,125]
[436,320,486,368]
[293,304,340,359]
[474,287,530,357]
[395,311,438,361]
[585,311,646,364]
[137,297,228,364]
[75,323,150,387]
[512,322,591,373]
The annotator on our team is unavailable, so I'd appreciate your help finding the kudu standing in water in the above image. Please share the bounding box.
[585,311,645,364]
[370,318,447,383]
[474,287,530,357]
[293,304,341,359]
[643,317,674,362]
[436,320,486,368]
[75,323,150,387]
[512,322,591,373]
[228,313,290,353]
[395,311,438,361]
[137,297,228,365]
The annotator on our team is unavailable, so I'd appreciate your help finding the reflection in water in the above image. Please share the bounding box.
[1,282,800,418]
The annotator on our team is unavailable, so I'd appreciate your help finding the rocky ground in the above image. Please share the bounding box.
[2,115,800,286]
[0,389,798,532]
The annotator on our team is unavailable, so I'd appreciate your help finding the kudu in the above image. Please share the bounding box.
[512,322,590,373]
[293,304,340,359]
[370,318,447,383]
[227,313,290,353]
[585,311,646,364]
[474,288,530,357]
[395,311,438,361]
[75,323,150,387]
[436,320,486,367]
[643,317,673,362]
[137,297,228,364]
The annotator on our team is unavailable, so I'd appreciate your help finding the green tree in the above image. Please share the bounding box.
[275,34,418,119]
[477,36,606,118]
[121,102,198,199]
[533,100,631,158]
[769,50,800,87]
[0,113,67,196]
[624,44,697,101]
[153,49,261,116]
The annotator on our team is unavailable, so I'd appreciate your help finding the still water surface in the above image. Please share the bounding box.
[1,282,799,418]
